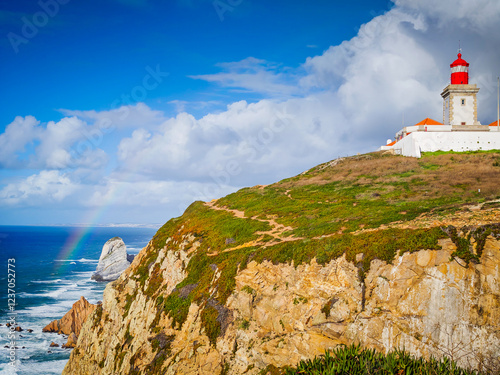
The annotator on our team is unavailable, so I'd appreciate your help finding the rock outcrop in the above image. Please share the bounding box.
[91,237,132,282]
[62,333,78,348]
[43,296,97,348]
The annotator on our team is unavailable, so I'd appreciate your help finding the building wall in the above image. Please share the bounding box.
[451,94,476,125]
[392,131,500,158]
[443,97,450,124]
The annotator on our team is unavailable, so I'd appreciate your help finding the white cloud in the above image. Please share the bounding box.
[3,0,500,224]
[60,103,165,130]
[190,57,301,98]
[0,115,111,170]
[393,0,500,32]
[0,116,41,168]
[0,170,78,206]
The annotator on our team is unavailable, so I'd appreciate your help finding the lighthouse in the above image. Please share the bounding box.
[441,52,480,126]
[378,47,500,157]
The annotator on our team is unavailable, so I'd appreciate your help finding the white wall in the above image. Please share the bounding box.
[392,131,500,158]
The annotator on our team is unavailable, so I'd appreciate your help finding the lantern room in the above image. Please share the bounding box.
[450,52,469,84]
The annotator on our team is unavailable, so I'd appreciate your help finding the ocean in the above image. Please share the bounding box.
[0,225,158,375]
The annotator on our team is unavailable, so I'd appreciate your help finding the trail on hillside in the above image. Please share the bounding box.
[204,199,301,255]
[205,197,500,255]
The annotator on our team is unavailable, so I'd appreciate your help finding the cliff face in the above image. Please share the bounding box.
[63,152,500,374]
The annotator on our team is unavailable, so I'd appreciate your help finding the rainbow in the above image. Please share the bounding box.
[53,206,108,273]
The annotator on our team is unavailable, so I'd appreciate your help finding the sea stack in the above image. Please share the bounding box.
[91,237,132,281]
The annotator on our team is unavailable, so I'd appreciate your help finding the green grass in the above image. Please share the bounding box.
[217,180,470,239]
[252,227,445,275]
[280,344,483,375]
[152,201,271,251]
[421,149,500,157]
[201,305,220,346]
[161,291,192,330]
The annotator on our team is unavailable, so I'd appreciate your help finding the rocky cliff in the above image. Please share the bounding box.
[43,296,97,348]
[92,237,132,282]
[63,152,500,374]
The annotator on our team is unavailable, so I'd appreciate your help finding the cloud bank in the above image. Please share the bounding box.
[1,0,500,224]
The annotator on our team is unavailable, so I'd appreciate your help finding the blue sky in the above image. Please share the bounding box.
[1,0,500,226]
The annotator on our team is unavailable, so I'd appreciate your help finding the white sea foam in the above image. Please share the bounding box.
[17,302,73,319]
[30,279,63,284]
[17,359,68,375]
[71,271,94,277]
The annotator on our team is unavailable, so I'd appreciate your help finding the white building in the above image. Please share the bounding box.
[380,52,500,158]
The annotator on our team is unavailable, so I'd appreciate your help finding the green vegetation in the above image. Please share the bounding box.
[123,294,133,317]
[293,296,308,305]
[152,201,271,251]
[201,305,221,346]
[91,304,103,329]
[280,344,482,374]
[239,319,250,330]
[161,290,192,329]
[242,285,255,295]
[218,151,500,238]
[252,227,445,276]
[321,298,337,318]
[421,149,500,157]
[445,224,500,265]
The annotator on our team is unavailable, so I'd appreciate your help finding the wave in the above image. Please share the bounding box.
[71,271,94,277]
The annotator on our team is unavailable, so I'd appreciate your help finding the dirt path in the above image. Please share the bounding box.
[205,199,500,255]
[204,199,301,255]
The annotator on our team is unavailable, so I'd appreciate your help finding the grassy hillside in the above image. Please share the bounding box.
[141,151,500,347]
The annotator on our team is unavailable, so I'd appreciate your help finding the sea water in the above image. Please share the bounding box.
[0,225,158,375]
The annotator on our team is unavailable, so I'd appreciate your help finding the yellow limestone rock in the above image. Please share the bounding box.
[64,236,500,374]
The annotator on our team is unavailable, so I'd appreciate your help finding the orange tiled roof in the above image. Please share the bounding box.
[489,120,500,126]
[415,118,443,126]
[387,140,396,146]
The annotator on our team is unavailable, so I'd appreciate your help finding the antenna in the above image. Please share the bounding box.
[497,76,499,130]
[458,40,462,55]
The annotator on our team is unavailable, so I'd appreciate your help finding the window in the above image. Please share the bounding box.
[461,99,466,106]
[461,122,466,125]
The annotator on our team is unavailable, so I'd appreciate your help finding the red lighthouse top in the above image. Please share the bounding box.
[450,52,469,84]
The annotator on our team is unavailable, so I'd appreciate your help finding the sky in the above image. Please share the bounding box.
[1,0,500,226]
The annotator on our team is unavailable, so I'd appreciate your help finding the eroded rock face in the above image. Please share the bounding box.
[43,296,96,337]
[63,236,500,374]
[43,296,97,349]
[91,237,131,282]
[62,333,78,348]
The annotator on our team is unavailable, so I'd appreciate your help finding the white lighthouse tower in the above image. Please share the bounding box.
[441,52,480,126]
